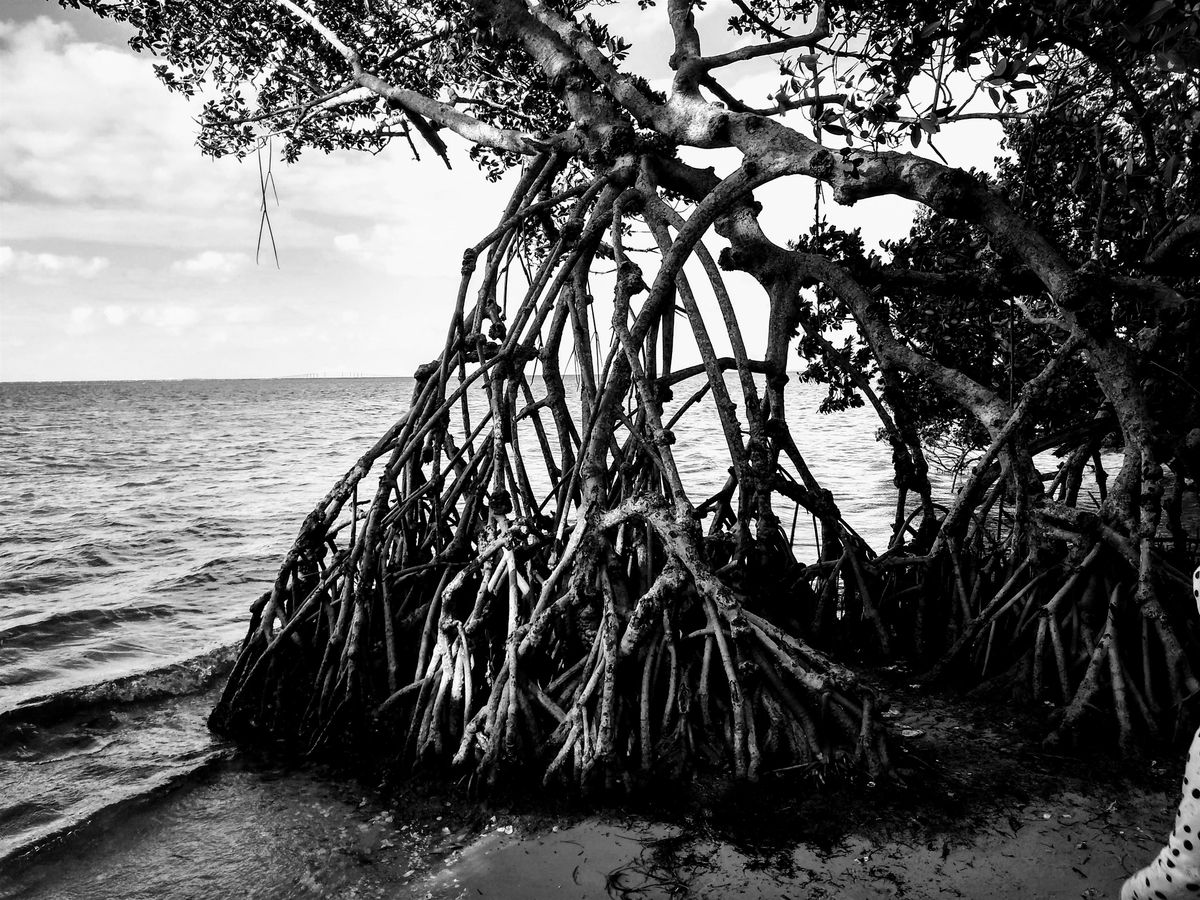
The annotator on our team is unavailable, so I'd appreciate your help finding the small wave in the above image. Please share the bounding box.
[0,747,229,867]
[115,475,171,489]
[151,569,219,590]
[0,569,89,595]
[180,518,242,540]
[0,603,179,651]
[24,732,121,766]
[0,643,239,730]
[0,529,66,548]
[4,542,126,576]
[148,556,264,593]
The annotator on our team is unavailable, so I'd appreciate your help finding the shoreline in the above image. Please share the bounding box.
[1,665,1179,899]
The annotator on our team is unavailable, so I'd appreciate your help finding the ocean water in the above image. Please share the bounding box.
[0,375,898,716]
[0,373,905,887]
[0,378,414,713]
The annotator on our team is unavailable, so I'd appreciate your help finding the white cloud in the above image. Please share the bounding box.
[333,225,411,275]
[102,304,130,325]
[0,13,515,380]
[170,250,250,279]
[140,305,200,334]
[0,15,74,53]
[61,302,199,335]
[66,305,95,334]
[0,245,109,281]
[217,305,269,325]
[0,17,184,206]
[0,16,483,240]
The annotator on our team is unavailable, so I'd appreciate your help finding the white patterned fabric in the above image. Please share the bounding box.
[1120,566,1200,900]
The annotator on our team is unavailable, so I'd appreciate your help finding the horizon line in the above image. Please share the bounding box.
[0,373,407,385]
[1,370,806,386]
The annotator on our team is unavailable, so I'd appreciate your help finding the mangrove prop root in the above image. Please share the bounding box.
[905,537,1198,753]
[211,157,1198,779]
[209,166,890,790]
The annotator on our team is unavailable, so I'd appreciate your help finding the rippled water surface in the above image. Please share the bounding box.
[0,375,902,715]
[0,378,422,712]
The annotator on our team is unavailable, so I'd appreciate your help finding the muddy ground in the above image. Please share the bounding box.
[412,669,1179,899]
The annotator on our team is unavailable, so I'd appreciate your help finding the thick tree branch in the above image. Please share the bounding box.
[716,206,1045,502]
[666,0,702,74]
[507,0,661,131]
[1146,214,1200,269]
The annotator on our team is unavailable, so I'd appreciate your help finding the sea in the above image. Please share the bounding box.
[0,374,953,896]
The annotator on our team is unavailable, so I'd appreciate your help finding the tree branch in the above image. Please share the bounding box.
[702,75,844,117]
[728,0,791,40]
[271,0,576,155]
[694,3,828,72]
[1145,214,1200,269]
[666,0,702,71]
[514,0,663,129]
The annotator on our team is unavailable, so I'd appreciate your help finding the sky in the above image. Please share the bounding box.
[0,1,1001,382]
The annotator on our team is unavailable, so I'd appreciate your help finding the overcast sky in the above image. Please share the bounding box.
[0,2,1000,382]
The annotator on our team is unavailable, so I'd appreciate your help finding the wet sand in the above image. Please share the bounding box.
[418,674,1177,899]
[2,764,1171,900]
[422,788,1167,899]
